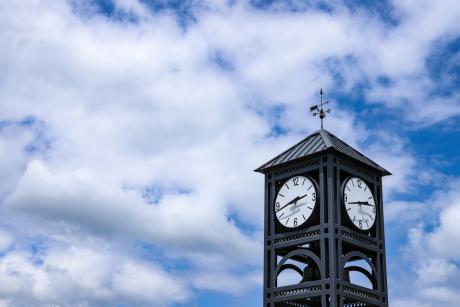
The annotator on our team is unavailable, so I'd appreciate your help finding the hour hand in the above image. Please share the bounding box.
[296,194,308,202]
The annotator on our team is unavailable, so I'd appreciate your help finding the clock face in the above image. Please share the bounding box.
[275,176,317,228]
[343,177,376,231]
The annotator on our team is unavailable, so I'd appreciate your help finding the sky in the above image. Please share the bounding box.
[0,0,460,306]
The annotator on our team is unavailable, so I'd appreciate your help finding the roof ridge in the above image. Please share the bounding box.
[254,131,321,172]
[318,129,334,148]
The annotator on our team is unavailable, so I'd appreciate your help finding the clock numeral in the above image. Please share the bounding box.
[344,193,348,202]
[312,192,316,201]
[359,220,362,228]
[357,179,363,188]
[293,218,298,226]
[293,177,299,186]
[275,202,280,211]
[302,178,306,185]
[372,207,376,213]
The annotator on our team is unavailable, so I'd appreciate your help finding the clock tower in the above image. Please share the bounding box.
[255,128,390,307]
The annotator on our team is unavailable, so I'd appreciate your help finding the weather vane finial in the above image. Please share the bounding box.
[310,88,331,129]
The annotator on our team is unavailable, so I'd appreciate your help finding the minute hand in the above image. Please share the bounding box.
[276,194,308,212]
[348,201,374,206]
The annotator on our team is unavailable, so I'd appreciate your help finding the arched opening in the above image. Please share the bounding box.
[277,259,304,287]
[343,256,377,290]
[276,249,321,287]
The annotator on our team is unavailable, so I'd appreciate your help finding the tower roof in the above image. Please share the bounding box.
[255,129,391,176]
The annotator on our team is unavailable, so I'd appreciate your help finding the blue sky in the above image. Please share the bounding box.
[1,0,460,306]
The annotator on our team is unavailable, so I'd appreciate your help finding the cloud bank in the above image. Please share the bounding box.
[0,0,460,306]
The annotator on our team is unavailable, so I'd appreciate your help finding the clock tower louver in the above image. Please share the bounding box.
[255,129,391,307]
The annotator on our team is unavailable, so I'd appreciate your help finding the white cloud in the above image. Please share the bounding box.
[0,0,459,305]
[427,196,460,258]
[0,243,188,306]
[384,200,425,223]
[0,230,13,253]
[364,0,460,123]
[191,270,262,295]
[112,0,151,18]
[0,123,34,202]
[415,259,458,286]
[3,160,260,265]
[391,182,460,306]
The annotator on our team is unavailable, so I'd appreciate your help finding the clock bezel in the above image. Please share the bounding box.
[274,175,319,230]
[341,176,377,233]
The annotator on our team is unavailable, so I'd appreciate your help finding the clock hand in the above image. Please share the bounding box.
[348,201,374,207]
[296,194,308,202]
[276,197,299,212]
[276,194,308,212]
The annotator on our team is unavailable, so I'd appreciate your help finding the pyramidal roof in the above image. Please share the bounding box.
[255,129,391,176]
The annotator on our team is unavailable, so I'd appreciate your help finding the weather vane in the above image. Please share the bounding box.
[310,88,331,129]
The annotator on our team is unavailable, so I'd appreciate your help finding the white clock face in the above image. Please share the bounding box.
[275,176,317,228]
[343,177,376,231]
